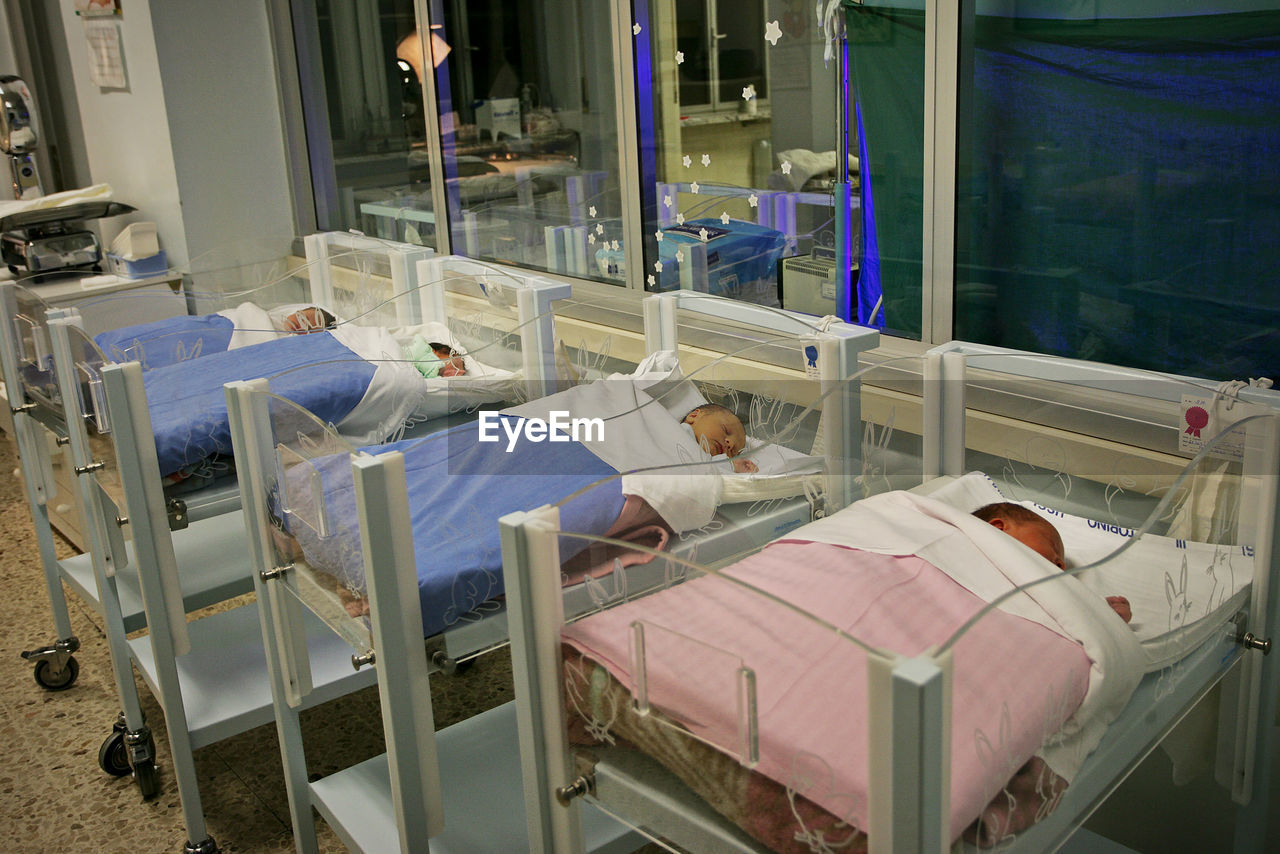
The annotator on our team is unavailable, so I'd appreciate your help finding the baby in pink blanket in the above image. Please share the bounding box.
[974,502,1132,623]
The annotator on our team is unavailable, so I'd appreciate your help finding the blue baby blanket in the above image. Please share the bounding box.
[283,417,624,638]
[143,331,376,475]
[96,313,236,370]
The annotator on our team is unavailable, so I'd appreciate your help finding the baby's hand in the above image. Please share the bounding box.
[732,458,758,473]
[1106,595,1132,624]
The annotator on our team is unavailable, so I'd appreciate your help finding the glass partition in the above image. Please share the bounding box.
[293,0,429,238]
[953,7,1280,380]
[639,2,850,313]
[413,1,625,282]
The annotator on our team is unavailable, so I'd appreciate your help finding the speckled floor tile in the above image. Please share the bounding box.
[0,431,561,853]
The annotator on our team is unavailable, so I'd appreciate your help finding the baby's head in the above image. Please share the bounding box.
[973,502,1065,569]
[282,306,336,334]
[428,342,466,377]
[683,403,747,458]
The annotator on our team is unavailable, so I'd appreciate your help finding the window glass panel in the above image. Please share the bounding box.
[955,8,1279,380]
[427,0,625,284]
[676,0,711,108]
[640,1,850,314]
[714,0,767,106]
[304,0,432,243]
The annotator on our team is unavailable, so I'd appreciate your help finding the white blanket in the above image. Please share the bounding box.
[920,472,1254,671]
[327,324,429,444]
[794,491,1146,782]
[217,301,281,349]
[504,376,723,533]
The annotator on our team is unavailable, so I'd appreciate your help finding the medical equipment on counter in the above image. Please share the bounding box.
[0,76,134,275]
[1,75,41,198]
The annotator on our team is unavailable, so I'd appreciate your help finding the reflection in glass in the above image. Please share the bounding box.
[407,1,626,284]
[953,9,1280,380]
[300,1,430,240]
[641,1,853,315]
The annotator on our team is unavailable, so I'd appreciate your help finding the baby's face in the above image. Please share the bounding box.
[997,518,1066,569]
[684,408,747,458]
[432,347,466,377]
[283,307,329,334]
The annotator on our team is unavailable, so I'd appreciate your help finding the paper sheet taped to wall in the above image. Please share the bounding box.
[84,20,127,88]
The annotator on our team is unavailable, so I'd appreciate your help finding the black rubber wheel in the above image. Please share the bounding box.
[134,759,160,800]
[98,731,131,777]
[33,656,79,691]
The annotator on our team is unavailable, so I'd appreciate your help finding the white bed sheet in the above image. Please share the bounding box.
[921,473,1254,672]
[503,351,829,531]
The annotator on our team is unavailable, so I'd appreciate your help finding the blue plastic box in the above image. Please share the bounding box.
[106,249,168,279]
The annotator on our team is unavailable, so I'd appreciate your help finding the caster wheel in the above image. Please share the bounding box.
[134,759,160,800]
[33,656,79,691]
[99,731,131,777]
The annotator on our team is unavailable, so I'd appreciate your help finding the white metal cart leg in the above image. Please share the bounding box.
[12,412,82,686]
[502,506,585,854]
[101,361,217,853]
[226,378,317,854]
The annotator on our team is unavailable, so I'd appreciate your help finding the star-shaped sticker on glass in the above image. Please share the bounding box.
[654,260,664,273]
[719,212,731,225]
[611,240,619,251]
[701,153,711,167]
[742,84,756,101]
[690,181,700,194]
[633,23,641,35]
[675,51,684,65]
[682,154,692,168]
[698,228,709,242]
[663,194,672,209]
[588,233,596,245]
[647,274,656,287]
[781,161,792,175]
[748,193,759,208]
[676,248,685,263]
[595,223,604,235]
[588,205,597,218]
[655,230,663,242]
[676,213,685,224]
[765,20,782,46]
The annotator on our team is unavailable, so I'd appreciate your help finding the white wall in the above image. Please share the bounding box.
[57,3,185,260]
[149,1,293,263]
[55,1,293,268]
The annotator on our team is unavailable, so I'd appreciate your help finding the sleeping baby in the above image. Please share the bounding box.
[974,502,1132,623]
[682,403,758,474]
[403,335,467,378]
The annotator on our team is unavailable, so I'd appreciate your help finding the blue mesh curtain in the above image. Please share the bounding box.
[851,5,1280,380]
[848,5,925,339]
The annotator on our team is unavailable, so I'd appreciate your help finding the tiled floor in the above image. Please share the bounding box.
[0,433,519,853]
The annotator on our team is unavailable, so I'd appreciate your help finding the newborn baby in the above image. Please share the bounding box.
[404,335,467,378]
[682,403,758,474]
[277,306,337,334]
[973,502,1132,623]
